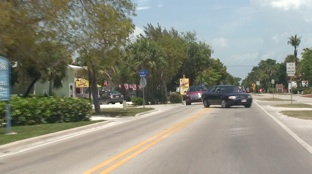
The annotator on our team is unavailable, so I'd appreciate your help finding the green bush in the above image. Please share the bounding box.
[292,87,305,94]
[302,87,312,94]
[0,96,92,126]
[169,93,182,103]
[131,97,143,105]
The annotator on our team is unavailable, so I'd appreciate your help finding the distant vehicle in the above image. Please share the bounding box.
[100,91,124,104]
[202,85,252,108]
[185,86,207,105]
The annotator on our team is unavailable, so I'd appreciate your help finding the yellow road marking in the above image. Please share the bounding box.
[84,108,208,174]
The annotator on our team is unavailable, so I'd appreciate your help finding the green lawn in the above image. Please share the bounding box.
[280,110,312,120]
[272,103,312,108]
[256,98,293,101]
[271,103,312,120]
[0,121,100,145]
[0,107,154,146]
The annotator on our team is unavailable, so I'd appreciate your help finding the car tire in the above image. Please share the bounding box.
[185,101,191,105]
[221,100,229,108]
[244,104,251,108]
[203,99,210,108]
[120,101,123,104]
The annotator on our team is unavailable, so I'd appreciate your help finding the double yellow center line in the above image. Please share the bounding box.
[84,108,208,174]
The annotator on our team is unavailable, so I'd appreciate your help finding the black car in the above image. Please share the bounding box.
[100,91,124,104]
[202,85,252,108]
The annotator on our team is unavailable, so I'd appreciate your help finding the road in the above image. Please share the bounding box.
[1,100,312,174]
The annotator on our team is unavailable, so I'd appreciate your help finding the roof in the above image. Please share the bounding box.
[68,65,83,70]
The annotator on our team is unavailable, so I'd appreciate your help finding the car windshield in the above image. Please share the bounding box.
[220,86,243,93]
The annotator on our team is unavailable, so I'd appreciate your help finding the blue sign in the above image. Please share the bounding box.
[0,56,10,101]
[138,69,148,77]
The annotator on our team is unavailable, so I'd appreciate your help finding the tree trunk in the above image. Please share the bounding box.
[48,74,54,96]
[160,72,168,103]
[90,67,101,114]
[24,75,41,97]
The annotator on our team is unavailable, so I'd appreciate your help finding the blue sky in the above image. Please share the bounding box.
[131,0,312,79]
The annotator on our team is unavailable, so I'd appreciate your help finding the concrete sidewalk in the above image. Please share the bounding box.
[252,93,312,154]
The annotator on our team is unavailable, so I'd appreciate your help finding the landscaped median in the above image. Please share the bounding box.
[272,103,312,120]
[255,96,312,120]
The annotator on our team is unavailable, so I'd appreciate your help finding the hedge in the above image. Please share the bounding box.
[0,96,92,126]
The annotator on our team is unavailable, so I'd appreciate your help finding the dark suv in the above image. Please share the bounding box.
[100,91,124,104]
[185,86,207,105]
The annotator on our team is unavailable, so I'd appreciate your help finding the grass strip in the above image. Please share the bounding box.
[256,98,293,101]
[0,107,155,146]
[272,104,312,108]
[93,107,154,117]
[0,121,101,145]
[280,110,312,120]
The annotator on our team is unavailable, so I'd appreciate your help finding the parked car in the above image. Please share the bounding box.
[185,86,207,105]
[100,91,124,104]
[202,85,252,108]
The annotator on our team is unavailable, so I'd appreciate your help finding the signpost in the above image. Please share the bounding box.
[138,70,148,108]
[286,62,296,105]
[0,56,11,134]
[271,79,275,99]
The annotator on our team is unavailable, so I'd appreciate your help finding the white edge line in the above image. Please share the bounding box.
[254,101,312,154]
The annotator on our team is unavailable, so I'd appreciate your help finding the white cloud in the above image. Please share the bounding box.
[137,6,150,10]
[225,53,258,65]
[136,0,150,11]
[211,38,228,49]
[253,0,312,10]
[272,32,288,43]
[135,0,163,10]
[129,26,145,41]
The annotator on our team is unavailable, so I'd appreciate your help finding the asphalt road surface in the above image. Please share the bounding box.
[1,101,312,174]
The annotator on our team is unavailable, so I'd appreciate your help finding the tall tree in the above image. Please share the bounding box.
[67,0,136,113]
[0,0,73,97]
[299,48,312,84]
[287,34,301,66]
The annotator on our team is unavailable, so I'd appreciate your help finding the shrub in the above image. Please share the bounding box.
[169,93,182,103]
[302,87,312,94]
[0,96,92,126]
[131,97,143,105]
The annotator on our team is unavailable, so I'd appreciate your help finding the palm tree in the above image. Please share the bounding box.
[287,34,301,66]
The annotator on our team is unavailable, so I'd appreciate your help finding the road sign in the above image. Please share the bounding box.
[140,77,147,87]
[286,62,295,76]
[0,56,10,101]
[271,79,275,84]
[138,69,148,77]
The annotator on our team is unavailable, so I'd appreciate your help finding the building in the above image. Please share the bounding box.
[34,65,83,97]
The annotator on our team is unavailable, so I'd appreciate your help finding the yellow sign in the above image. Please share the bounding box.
[252,83,256,92]
[179,78,189,95]
[76,78,100,88]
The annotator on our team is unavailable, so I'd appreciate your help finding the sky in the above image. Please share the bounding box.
[131,0,312,80]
